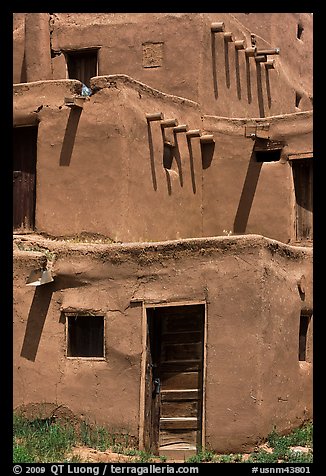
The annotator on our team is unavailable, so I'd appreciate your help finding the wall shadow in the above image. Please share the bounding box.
[265,67,272,109]
[20,284,54,362]
[256,63,265,117]
[147,122,157,191]
[235,49,242,100]
[165,169,172,195]
[172,133,184,186]
[59,107,82,166]
[233,149,263,234]
[20,52,27,83]
[224,39,231,89]
[211,33,218,99]
[201,141,215,169]
[245,56,252,104]
[20,274,89,362]
[186,138,197,194]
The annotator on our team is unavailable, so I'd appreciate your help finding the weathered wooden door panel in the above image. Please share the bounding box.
[145,305,205,459]
[13,126,38,231]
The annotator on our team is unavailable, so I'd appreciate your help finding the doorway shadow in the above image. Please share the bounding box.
[233,149,263,234]
[59,107,82,166]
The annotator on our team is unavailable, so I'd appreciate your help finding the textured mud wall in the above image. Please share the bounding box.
[13,13,313,117]
[13,235,312,452]
[13,77,312,243]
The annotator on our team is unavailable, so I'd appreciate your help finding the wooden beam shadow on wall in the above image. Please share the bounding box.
[223,36,232,89]
[59,107,82,166]
[233,149,263,234]
[147,122,158,191]
[200,141,215,169]
[186,137,197,194]
[265,67,272,109]
[21,275,89,362]
[256,62,265,118]
[20,285,54,362]
[245,56,252,104]
[211,32,218,99]
[235,49,242,100]
[172,133,184,187]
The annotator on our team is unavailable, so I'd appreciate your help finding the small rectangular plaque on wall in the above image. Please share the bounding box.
[142,42,164,68]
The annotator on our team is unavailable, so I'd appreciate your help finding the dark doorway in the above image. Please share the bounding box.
[144,304,205,460]
[13,126,38,231]
[66,49,98,88]
[292,158,313,241]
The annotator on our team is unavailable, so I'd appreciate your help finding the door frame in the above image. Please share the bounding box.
[138,300,207,453]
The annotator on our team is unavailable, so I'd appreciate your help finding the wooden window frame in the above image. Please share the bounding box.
[65,312,106,361]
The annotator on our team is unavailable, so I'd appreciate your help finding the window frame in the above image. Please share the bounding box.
[65,312,106,361]
[63,47,100,88]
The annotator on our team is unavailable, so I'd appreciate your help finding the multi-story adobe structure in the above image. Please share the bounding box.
[13,13,313,460]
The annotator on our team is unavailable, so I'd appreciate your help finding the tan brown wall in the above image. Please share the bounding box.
[13,235,312,452]
[202,112,313,243]
[13,14,26,83]
[13,77,312,244]
[14,13,313,118]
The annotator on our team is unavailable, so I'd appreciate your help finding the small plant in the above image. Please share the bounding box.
[186,449,216,463]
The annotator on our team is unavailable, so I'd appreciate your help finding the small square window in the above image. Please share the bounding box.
[298,312,312,361]
[66,49,98,88]
[67,315,104,358]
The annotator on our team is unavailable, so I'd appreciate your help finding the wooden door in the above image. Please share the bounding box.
[13,126,38,231]
[145,305,205,460]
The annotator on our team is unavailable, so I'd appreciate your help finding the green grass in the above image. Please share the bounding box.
[13,414,76,463]
[13,413,312,464]
[186,421,313,463]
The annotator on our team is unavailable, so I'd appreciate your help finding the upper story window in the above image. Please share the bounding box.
[65,48,99,88]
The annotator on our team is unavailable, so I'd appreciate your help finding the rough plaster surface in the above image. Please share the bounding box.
[13,235,312,453]
[13,13,313,454]
[13,76,312,243]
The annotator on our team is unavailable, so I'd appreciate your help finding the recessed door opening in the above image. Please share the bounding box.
[13,125,38,231]
[143,304,205,460]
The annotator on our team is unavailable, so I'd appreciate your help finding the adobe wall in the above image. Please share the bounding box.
[13,76,312,244]
[13,234,312,452]
[13,13,313,117]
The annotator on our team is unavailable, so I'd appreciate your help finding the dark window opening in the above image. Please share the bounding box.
[295,92,302,108]
[297,23,304,40]
[255,149,282,162]
[298,312,311,361]
[13,125,38,230]
[66,49,98,88]
[67,315,104,357]
[292,158,313,241]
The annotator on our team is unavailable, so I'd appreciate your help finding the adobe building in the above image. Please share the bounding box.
[13,13,313,459]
